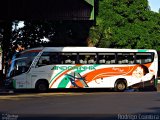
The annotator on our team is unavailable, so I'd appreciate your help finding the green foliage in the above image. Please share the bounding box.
[11,21,91,49]
[89,0,160,50]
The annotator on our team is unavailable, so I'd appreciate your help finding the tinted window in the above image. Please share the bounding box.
[117,53,135,64]
[60,53,77,64]
[98,53,116,64]
[136,53,153,64]
[78,53,97,64]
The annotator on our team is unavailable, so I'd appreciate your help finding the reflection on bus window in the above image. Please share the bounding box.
[35,52,155,67]
[37,52,78,66]
[60,53,77,64]
[117,53,135,64]
[37,52,60,66]
[98,53,116,64]
[136,53,153,64]
[7,52,39,78]
[79,53,97,64]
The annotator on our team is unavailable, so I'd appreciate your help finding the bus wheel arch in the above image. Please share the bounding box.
[114,78,127,92]
[35,79,49,92]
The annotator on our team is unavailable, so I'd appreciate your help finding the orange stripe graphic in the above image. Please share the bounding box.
[83,63,152,83]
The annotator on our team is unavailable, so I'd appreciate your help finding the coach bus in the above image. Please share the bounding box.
[5,47,158,92]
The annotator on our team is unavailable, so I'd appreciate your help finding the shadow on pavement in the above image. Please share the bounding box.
[0,86,157,95]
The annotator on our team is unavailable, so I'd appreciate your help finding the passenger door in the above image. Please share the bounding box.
[14,73,27,89]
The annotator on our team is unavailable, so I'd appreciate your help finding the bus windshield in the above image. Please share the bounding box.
[7,51,39,78]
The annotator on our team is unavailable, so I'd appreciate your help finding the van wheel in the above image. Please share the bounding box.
[36,81,48,92]
[114,80,126,92]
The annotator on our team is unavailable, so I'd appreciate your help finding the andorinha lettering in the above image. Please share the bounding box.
[51,66,95,70]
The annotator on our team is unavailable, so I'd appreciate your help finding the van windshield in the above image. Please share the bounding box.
[7,51,39,78]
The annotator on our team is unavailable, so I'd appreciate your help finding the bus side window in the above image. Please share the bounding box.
[118,53,125,64]
[117,53,134,64]
[64,55,72,64]
[99,55,106,64]
[79,55,87,64]
[128,54,135,64]
[60,53,77,64]
[106,54,116,64]
[78,53,97,64]
[136,59,141,64]
[136,53,153,64]
[98,53,116,64]
[50,54,60,64]
[71,55,77,64]
[38,56,50,66]
[88,55,96,64]
[37,52,60,66]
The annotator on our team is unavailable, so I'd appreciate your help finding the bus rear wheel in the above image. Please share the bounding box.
[35,80,48,92]
[114,80,127,92]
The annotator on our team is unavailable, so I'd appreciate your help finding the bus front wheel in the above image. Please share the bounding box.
[35,80,49,92]
[114,80,127,92]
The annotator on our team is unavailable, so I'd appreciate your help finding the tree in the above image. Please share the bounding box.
[11,20,92,49]
[89,0,160,50]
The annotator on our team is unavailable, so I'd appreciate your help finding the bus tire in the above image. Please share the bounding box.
[114,79,127,92]
[35,80,49,92]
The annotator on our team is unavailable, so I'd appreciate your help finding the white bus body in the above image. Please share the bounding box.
[6,47,158,91]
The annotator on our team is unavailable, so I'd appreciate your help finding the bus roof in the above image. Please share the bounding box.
[41,47,156,53]
[20,47,43,54]
[21,47,157,53]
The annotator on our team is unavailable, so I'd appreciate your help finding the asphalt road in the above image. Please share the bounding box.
[0,90,160,120]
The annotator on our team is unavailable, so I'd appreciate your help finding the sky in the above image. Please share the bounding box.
[148,0,160,12]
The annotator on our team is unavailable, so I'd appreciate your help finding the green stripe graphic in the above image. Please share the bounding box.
[57,64,100,88]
